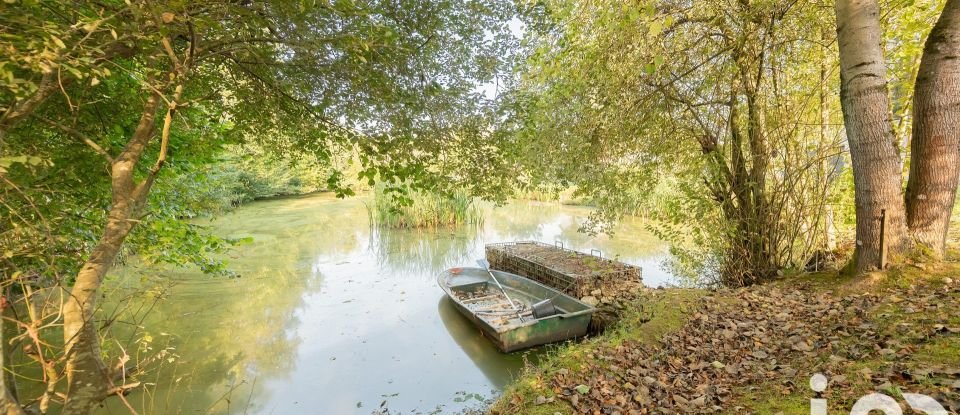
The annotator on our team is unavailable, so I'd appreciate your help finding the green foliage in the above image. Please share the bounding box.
[515,185,593,206]
[0,0,123,100]
[0,0,521,408]
[0,0,519,280]
[367,182,483,229]
[504,0,932,285]
[882,0,945,157]
[126,218,242,276]
[206,143,356,205]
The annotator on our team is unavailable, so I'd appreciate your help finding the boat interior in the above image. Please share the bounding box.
[449,281,539,328]
[441,267,593,330]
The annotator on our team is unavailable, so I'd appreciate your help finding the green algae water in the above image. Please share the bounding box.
[96,194,672,414]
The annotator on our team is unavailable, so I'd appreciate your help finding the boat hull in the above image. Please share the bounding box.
[438,267,594,352]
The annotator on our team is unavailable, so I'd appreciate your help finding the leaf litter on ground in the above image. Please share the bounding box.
[498,273,960,414]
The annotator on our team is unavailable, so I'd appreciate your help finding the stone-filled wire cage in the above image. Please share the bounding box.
[484,241,643,298]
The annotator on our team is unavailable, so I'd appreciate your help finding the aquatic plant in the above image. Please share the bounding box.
[367,183,483,229]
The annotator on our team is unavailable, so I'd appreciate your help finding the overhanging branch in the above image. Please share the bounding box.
[32,116,115,164]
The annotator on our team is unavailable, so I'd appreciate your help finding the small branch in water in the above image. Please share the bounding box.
[203,379,247,414]
[243,377,257,415]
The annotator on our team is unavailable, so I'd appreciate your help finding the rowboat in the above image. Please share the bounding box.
[437,267,595,352]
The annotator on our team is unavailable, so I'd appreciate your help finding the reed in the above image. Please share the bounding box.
[367,184,483,229]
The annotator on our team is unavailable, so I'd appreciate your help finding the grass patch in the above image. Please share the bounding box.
[366,183,482,229]
[784,260,959,296]
[735,391,808,414]
[914,337,960,367]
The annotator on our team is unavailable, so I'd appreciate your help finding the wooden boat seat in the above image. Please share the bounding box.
[448,280,488,292]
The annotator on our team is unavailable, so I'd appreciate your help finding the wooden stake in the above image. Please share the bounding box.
[879,209,887,269]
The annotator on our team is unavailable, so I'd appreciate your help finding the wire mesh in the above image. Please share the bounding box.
[485,241,643,297]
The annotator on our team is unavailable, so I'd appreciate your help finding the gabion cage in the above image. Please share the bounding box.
[485,241,643,298]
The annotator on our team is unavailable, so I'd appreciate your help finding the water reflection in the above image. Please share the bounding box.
[369,225,482,277]
[436,296,530,389]
[96,194,673,414]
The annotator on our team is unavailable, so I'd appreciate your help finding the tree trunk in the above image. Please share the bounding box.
[61,93,162,414]
[905,0,960,258]
[61,211,135,414]
[826,206,838,250]
[835,0,909,272]
[820,27,839,253]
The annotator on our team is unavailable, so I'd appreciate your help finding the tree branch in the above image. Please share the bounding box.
[31,116,115,164]
[150,84,183,176]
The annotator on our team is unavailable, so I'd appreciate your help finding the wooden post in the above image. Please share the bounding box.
[879,209,887,269]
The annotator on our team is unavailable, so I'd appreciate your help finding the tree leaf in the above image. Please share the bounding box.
[50,35,66,49]
[648,21,662,37]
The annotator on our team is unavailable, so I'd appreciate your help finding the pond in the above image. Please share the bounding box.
[97,193,673,414]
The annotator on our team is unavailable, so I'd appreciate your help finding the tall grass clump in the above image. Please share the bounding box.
[368,183,483,229]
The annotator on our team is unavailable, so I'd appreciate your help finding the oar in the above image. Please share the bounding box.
[476,259,524,322]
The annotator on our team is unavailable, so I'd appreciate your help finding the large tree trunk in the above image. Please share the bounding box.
[905,0,960,258]
[61,93,162,415]
[835,0,909,272]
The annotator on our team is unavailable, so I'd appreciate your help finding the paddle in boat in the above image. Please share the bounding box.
[437,262,595,352]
